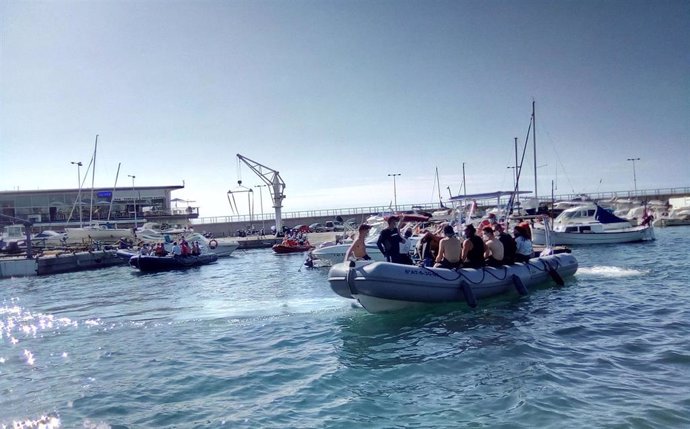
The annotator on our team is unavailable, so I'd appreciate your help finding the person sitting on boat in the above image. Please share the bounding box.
[517,221,532,240]
[417,230,439,267]
[434,225,462,269]
[180,239,191,256]
[377,216,404,263]
[495,223,516,265]
[155,242,168,257]
[191,241,201,256]
[118,237,130,249]
[171,241,182,257]
[461,224,485,269]
[398,228,414,265]
[345,223,373,261]
[514,226,533,263]
[482,226,504,267]
[139,243,151,256]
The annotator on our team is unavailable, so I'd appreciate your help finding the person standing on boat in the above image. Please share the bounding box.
[461,224,485,268]
[482,227,504,267]
[514,226,533,263]
[345,223,373,261]
[495,223,516,265]
[434,225,462,269]
[398,228,414,265]
[377,216,404,263]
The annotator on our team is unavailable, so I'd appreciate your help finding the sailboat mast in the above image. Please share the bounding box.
[435,167,443,205]
[462,162,467,197]
[89,134,98,224]
[514,137,520,208]
[107,162,121,221]
[532,101,537,199]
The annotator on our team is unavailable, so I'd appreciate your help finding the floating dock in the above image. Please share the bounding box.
[0,250,125,278]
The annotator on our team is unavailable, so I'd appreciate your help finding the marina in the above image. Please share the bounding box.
[2,1,689,427]
[1,226,688,427]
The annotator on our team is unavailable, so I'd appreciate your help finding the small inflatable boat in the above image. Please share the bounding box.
[327,253,578,313]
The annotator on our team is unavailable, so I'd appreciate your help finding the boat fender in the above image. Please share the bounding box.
[512,274,528,296]
[543,260,564,286]
[460,281,477,308]
[208,239,218,250]
[345,261,358,296]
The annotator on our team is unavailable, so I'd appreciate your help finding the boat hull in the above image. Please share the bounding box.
[532,225,655,245]
[311,243,385,265]
[327,253,578,313]
[129,254,218,272]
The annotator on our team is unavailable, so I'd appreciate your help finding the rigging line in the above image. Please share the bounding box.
[506,117,533,214]
[541,124,577,194]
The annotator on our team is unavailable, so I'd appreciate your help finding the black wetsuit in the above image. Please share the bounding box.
[464,235,485,268]
[498,232,516,265]
[377,228,403,263]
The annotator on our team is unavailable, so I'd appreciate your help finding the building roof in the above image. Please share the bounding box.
[0,185,184,196]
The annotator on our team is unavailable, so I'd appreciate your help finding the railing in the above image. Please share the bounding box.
[191,186,690,225]
[192,203,442,225]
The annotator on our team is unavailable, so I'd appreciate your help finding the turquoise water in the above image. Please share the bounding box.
[1,227,689,428]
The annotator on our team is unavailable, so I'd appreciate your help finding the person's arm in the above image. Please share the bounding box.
[461,239,471,261]
[435,240,445,263]
[344,242,356,262]
[376,232,386,254]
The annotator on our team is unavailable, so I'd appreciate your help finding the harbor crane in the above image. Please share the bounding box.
[235,154,286,233]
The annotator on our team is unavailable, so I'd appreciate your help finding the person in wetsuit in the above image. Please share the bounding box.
[377,216,404,263]
[461,224,485,268]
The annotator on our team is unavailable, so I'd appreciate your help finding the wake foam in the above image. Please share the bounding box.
[577,266,647,278]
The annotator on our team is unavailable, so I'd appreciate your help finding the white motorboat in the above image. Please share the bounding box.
[327,253,577,313]
[135,228,239,258]
[65,222,134,244]
[531,204,655,245]
[653,197,690,227]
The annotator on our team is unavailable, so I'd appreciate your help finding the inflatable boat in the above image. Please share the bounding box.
[129,253,218,272]
[327,253,578,313]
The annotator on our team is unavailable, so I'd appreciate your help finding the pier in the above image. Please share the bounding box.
[190,187,690,238]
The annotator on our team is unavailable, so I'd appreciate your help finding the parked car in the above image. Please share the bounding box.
[291,224,310,233]
[309,223,326,233]
[325,221,345,232]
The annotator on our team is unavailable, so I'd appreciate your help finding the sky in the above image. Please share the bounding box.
[1,0,688,220]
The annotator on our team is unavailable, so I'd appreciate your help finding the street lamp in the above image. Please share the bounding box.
[71,161,83,227]
[128,174,137,228]
[627,157,640,194]
[254,184,267,234]
[507,166,517,190]
[387,173,401,211]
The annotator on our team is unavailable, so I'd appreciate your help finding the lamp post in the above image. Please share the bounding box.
[71,161,83,227]
[387,173,401,211]
[254,184,267,234]
[128,174,137,228]
[627,157,640,195]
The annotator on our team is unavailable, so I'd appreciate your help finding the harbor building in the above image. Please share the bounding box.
[0,185,198,231]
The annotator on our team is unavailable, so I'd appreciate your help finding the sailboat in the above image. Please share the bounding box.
[64,136,134,244]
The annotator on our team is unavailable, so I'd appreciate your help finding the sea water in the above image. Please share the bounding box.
[1,227,689,428]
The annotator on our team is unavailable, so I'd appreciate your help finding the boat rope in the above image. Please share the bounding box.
[416,264,511,285]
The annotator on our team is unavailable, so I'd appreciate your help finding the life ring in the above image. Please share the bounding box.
[208,239,218,249]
